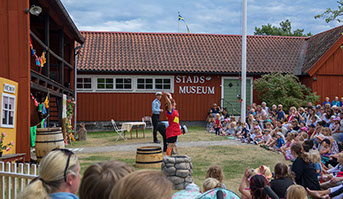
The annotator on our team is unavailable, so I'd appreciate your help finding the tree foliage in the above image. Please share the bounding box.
[254,73,320,111]
[254,19,312,37]
[315,0,343,23]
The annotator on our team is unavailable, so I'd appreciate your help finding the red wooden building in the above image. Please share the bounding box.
[0,0,84,160]
[76,27,343,124]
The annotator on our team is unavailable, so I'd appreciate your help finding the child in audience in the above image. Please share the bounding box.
[206,165,227,189]
[309,151,322,179]
[226,122,236,136]
[274,132,285,151]
[110,170,172,199]
[286,185,307,199]
[320,138,332,164]
[214,113,222,135]
[239,167,269,199]
[235,121,242,136]
[281,133,295,160]
[203,178,221,192]
[270,163,295,198]
[80,160,134,199]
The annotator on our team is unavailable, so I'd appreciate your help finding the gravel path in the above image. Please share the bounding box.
[69,139,244,154]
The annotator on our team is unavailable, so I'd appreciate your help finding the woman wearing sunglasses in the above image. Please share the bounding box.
[18,148,81,199]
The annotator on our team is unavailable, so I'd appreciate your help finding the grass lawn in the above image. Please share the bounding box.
[71,127,289,195]
[67,126,227,148]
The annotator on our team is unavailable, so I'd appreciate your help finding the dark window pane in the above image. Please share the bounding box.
[116,84,123,89]
[98,84,105,89]
[155,84,162,89]
[156,79,162,83]
[84,84,92,88]
[146,79,153,83]
[164,85,170,89]
[146,84,153,89]
[3,110,7,124]
[106,84,113,89]
[116,79,123,84]
[98,78,105,83]
[124,79,131,83]
[77,78,83,83]
[77,84,83,88]
[9,113,13,125]
[84,78,91,83]
[106,78,113,83]
[164,79,170,84]
[137,79,144,83]
[124,84,131,89]
[137,84,144,89]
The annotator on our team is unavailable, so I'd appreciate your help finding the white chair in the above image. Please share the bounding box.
[142,116,153,129]
[111,119,127,142]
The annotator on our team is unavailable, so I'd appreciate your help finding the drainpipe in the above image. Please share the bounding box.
[74,44,83,134]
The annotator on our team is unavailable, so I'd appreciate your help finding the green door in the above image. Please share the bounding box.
[223,79,252,116]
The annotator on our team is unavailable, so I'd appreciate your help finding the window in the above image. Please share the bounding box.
[77,78,92,89]
[116,78,132,89]
[97,78,113,89]
[155,78,171,89]
[137,78,153,89]
[1,94,16,128]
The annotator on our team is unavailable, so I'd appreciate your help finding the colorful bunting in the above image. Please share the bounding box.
[30,37,47,68]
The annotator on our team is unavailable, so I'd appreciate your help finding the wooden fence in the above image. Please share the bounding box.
[0,161,38,199]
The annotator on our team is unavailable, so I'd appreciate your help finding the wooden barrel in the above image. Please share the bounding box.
[136,146,163,168]
[35,127,65,162]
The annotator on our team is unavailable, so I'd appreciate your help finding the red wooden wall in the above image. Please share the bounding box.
[0,0,30,160]
[77,74,222,122]
[301,46,343,102]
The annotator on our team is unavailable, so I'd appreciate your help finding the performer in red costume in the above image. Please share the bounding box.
[163,92,182,156]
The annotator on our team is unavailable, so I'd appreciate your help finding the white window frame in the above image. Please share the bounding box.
[154,78,172,90]
[115,78,133,90]
[136,78,154,90]
[96,77,115,90]
[76,75,174,93]
[76,77,93,90]
[1,93,16,128]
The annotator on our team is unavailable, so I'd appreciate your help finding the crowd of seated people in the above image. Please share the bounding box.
[17,96,343,199]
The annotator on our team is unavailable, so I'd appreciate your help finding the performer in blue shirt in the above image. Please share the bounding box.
[152,92,163,143]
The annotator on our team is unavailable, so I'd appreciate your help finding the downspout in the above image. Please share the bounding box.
[74,44,83,134]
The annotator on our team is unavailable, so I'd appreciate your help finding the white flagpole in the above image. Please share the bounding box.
[241,0,247,120]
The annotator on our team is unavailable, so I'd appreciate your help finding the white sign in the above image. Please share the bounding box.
[62,94,67,118]
[3,84,15,94]
[176,75,215,95]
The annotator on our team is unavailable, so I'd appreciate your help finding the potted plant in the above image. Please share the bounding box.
[0,132,14,157]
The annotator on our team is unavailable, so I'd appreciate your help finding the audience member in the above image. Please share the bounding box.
[18,149,80,199]
[79,160,134,199]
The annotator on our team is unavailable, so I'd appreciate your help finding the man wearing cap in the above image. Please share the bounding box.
[152,92,163,143]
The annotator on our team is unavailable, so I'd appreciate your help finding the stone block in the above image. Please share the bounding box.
[174,155,191,163]
[165,163,175,168]
[168,176,185,185]
[174,183,185,190]
[175,163,191,170]
[185,176,194,183]
[162,167,176,176]
[163,156,176,163]
[176,169,190,178]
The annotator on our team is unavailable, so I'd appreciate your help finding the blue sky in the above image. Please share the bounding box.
[61,0,341,35]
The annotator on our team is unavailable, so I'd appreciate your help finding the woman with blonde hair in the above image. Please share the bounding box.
[110,170,172,199]
[286,185,307,199]
[18,149,80,199]
[79,160,134,199]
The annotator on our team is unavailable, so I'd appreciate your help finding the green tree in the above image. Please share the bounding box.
[254,73,320,111]
[315,0,343,23]
[254,19,312,37]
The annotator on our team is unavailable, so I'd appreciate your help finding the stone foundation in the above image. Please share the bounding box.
[161,155,194,190]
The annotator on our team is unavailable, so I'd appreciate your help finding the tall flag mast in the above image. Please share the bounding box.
[241,0,247,120]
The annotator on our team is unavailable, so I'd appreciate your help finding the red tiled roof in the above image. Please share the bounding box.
[302,25,343,73]
[78,31,307,74]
